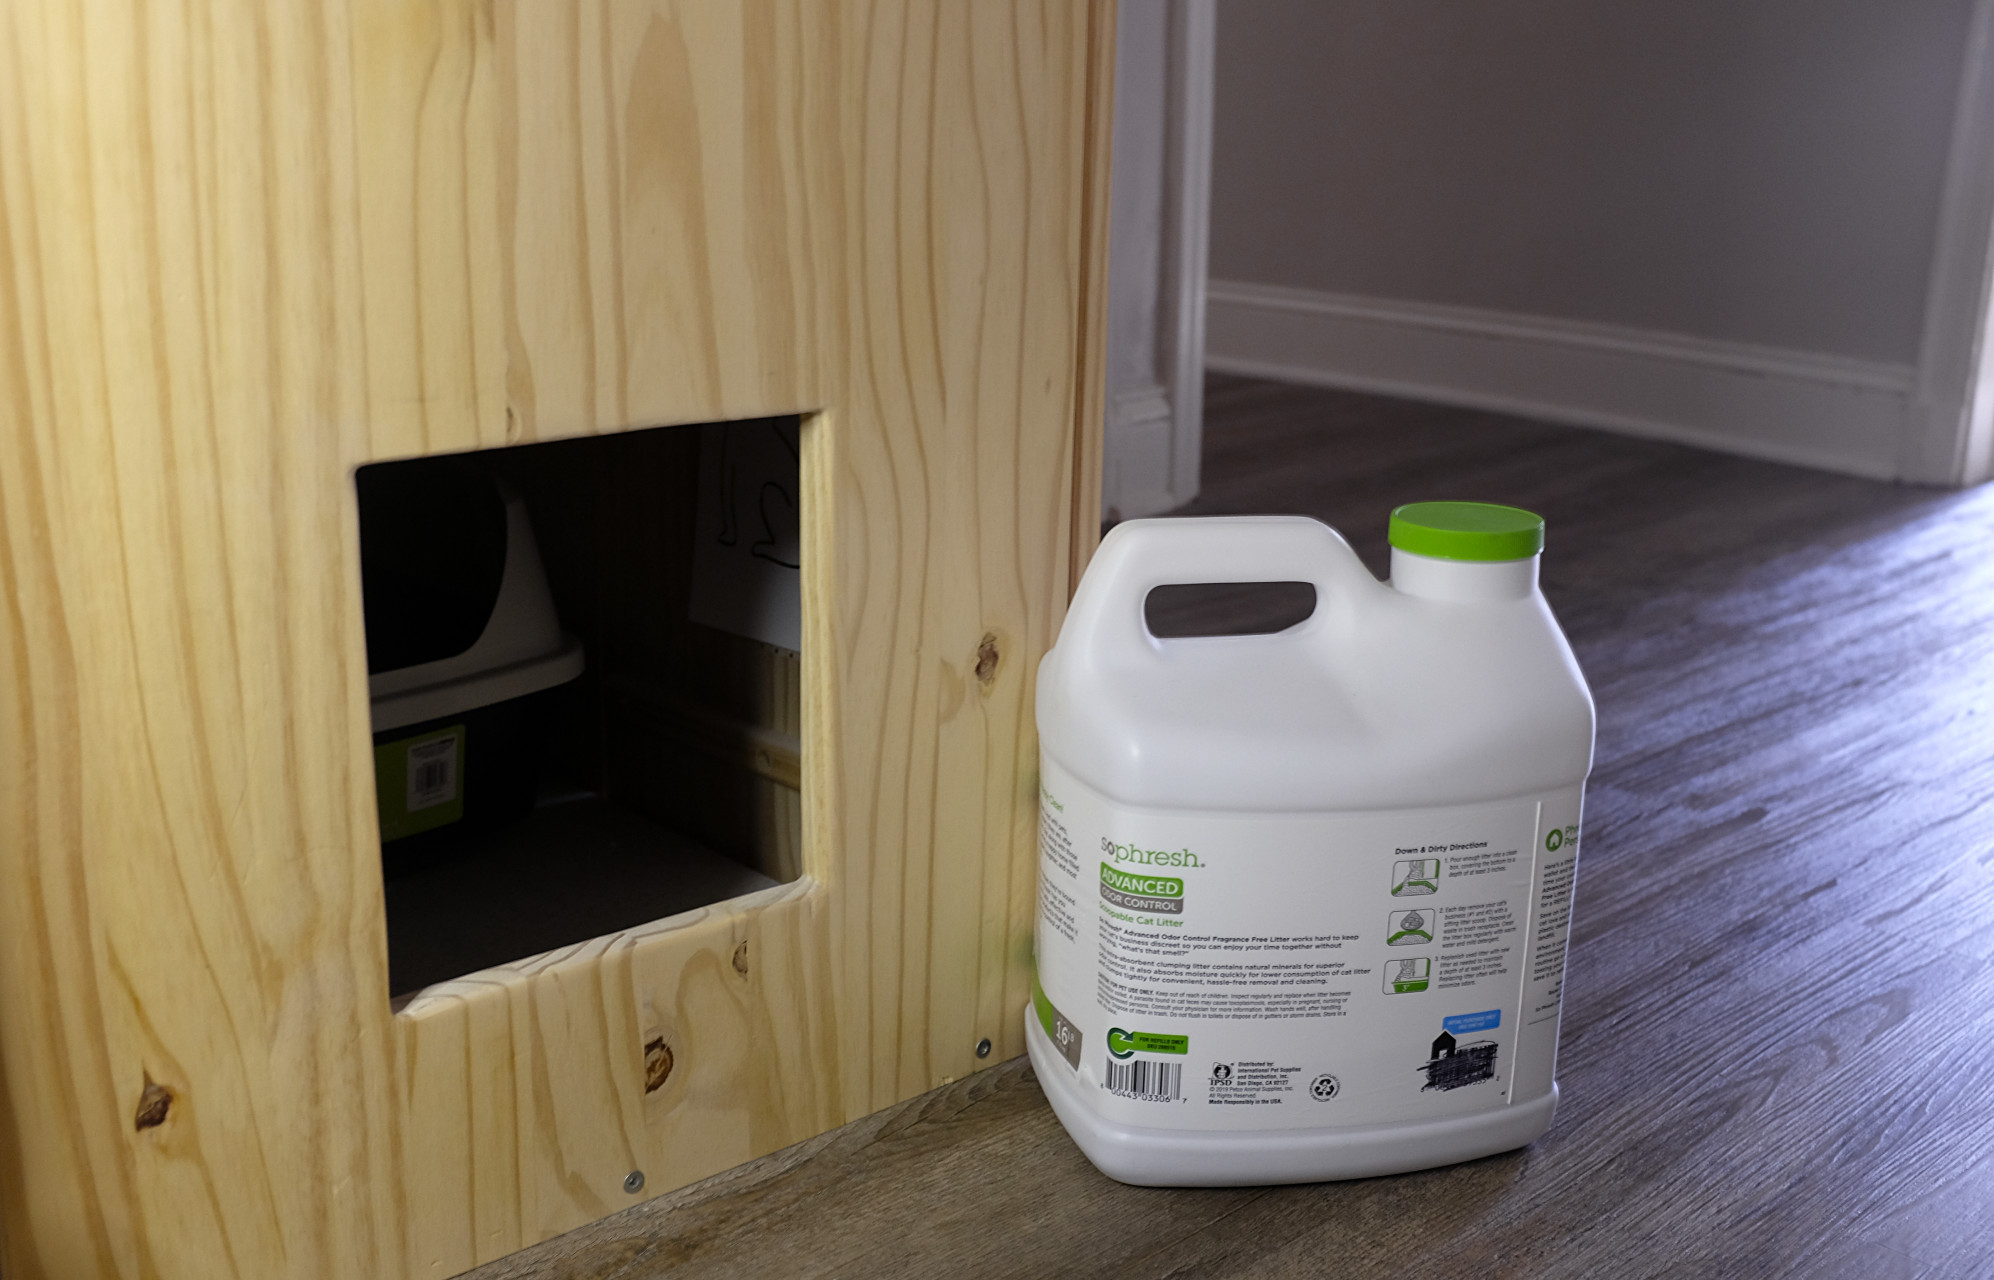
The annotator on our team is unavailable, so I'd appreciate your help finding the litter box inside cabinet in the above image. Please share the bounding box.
[0,4,1115,1278]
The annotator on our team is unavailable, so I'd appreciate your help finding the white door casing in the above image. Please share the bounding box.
[1103,0,1214,521]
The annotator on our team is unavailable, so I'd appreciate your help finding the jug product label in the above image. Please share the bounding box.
[1034,753,1582,1132]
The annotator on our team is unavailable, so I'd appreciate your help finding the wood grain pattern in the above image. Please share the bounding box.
[460,375,1994,1280]
[0,3,1114,1277]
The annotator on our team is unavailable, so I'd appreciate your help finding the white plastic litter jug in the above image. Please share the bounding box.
[1027,505,1594,1186]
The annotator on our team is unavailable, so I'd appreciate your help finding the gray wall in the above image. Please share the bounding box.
[1211,0,1976,364]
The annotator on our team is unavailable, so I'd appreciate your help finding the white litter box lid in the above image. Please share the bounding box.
[368,486,586,734]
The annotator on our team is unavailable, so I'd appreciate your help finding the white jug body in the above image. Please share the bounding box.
[1028,515,1594,1186]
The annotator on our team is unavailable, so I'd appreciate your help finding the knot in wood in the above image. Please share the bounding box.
[975,633,1001,689]
[134,1075,173,1131]
[643,1038,675,1094]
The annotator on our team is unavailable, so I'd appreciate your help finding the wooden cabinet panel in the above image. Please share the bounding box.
[0,3,1113,1276]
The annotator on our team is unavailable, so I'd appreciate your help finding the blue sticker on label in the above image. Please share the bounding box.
[1443,1009,1502,1035]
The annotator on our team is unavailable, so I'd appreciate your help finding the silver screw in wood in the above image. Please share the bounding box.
[623,1170,645,1194]
[976,1038,992,1058]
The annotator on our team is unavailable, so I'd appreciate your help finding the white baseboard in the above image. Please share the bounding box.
[1206,280,1918,480]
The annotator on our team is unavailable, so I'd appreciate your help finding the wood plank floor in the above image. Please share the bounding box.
[465,374,1994,1280]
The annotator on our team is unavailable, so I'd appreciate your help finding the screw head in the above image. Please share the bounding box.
[623,1170,646,1194]
[975,1037,992,1059]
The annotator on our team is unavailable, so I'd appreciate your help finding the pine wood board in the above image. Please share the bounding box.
[0,3,1115,1277]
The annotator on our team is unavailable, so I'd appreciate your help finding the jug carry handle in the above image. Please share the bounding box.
[1061,516,1380,662]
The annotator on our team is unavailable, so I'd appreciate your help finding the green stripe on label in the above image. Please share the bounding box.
[1032,974,1057,1040]
[1099,864,1185,897]
[1032,973,1083,1070]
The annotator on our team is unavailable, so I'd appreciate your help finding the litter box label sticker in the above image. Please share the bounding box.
[1033,754,1583,1131]
[374,724,466,842]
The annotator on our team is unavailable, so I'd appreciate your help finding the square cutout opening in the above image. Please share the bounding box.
[356,418,805,1002]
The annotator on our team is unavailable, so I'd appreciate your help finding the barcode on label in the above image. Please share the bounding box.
[1105,1059,1182,1101]
[406,737,458,811]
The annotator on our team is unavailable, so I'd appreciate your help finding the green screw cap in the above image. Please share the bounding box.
[1389,501,1545,562]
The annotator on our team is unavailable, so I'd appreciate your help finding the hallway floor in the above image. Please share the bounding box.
[468,374,1994,1280]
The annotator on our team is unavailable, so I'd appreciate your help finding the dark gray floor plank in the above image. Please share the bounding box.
[462,375,1994,1280]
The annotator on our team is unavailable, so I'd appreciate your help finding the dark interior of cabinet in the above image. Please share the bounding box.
[356,418,805,1003]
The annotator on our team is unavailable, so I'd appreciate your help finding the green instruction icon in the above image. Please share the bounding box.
[1384,957,1431,994]
[1387,908,1434,946]
[1392,858,1439,896]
